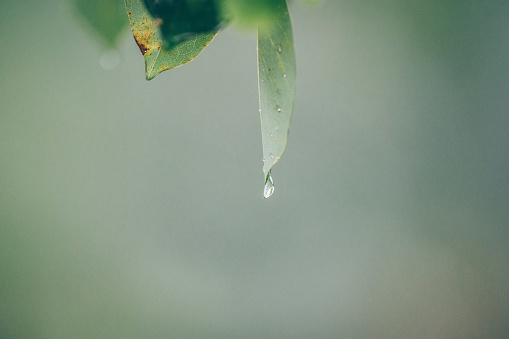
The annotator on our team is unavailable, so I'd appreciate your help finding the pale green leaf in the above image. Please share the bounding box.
[125,0,217,80]
[258,0,296,184]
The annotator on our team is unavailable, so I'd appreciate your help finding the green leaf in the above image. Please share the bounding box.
[222,0,277,28]
[125,0,218,80]
[257,0,296,188]
[71,0,129,47]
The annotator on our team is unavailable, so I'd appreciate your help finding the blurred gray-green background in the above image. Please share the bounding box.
[1,1,508,338]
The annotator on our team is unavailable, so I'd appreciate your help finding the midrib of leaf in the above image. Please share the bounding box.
[147,45,161,79]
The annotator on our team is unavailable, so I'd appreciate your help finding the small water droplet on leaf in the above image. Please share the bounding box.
[277,44,282,53]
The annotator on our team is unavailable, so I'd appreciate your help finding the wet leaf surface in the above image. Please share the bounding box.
[257,0,296,179]
[125,0,217,80]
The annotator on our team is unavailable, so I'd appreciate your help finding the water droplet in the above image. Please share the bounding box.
[277,44,282,53]
[277,107,281,113]
[270,133,273,137]
[275,126,279,131]
[283,73,287,78]
[263,171,275,198]
[269,152,274,159]
[259,108,261,113]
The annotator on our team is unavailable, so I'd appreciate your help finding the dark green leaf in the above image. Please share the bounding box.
[142,0,227,48]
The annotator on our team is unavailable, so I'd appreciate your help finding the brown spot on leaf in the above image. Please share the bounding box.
[130,18,160,57]
[134,36,148,55]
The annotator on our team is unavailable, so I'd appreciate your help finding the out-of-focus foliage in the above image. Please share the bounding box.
[70,0,128,46]
[69,0,300,47]
[222,0,278,28]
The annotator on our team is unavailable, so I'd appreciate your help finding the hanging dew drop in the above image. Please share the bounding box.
[277,44,282,53]
[263,171,275,198]
[283,73,287,78]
